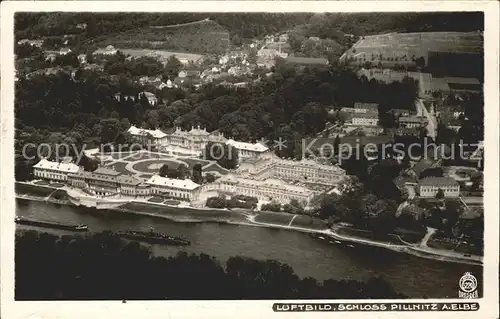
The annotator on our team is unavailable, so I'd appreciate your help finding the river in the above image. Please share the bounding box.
[15,198,482,298]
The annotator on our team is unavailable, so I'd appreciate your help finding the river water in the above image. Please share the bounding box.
[15,198,482,298]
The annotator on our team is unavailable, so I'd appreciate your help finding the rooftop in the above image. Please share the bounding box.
[93,166,122,176]
[285,56,329,65]
[33,158,80,173]
[399,116,428,123]
[418,177,459,187]
[146,175,200,190]
[226,139,269,152]
[128,125,167,139]
[354,102,379,110]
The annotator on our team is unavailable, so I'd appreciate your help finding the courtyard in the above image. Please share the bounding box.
[101,151,229,179]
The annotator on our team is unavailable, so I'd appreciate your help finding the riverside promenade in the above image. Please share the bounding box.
[16,181,482,266]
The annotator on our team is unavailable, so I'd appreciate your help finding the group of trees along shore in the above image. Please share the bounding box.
[15,231,405,300]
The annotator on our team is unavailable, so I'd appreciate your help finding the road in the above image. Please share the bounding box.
[415,98,437,140]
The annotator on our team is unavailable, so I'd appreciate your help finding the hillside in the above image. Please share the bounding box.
[15,12,311,47]
[339,31,483,78]
[97,19,231,54]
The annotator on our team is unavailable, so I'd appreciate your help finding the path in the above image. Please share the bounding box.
[415,98,437,140]
[287,215,298,227]
[419,227,437,248]
[44,189,59,202]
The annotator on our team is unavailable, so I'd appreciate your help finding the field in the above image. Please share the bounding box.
[340,31,483,71]
[96,19,230,54]
[119,49,204,63]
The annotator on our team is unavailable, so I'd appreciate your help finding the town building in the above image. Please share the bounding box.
[399,116,428,128]
[59,48,72,55]
[77,54,87,64]
[351,113,379,126]
[33,158,80,182]
[256,56,276,69]
[418,177,460,198]
[257,43,289,59]
[284,56,329,68]
[388,108,412,117]
[279,33,289,42]
[93,45,118,56]
[76,23,87,30]
[178,69,201,78]
[17,39,44,48]
[140,91,158,106]
[353,102,379,114]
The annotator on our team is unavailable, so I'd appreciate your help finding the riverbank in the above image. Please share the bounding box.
[15,181,483,266]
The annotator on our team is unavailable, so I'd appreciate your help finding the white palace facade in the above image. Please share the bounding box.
[206,174,315,204]
[236,152,346,186]
[128,125,269,160]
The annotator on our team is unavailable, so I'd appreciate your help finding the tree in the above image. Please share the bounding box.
[177,164,188,180]
[165,55,182,78]
[415,56,426,68]
[98,118,122,145]
[203,142,238,170]
[77,154,99,172]
[192,163,203,184]
[247,48,257,65]
[206,196,227,208]
[369,211,397,239]
[205,173,216,183]
[261,200,281,212]
[14,230,405,300]
[159,164,169,177]
[333,135,341,155]
[435,188,445,200]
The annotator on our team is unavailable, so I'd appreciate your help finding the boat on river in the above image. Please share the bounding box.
[117,228,190,246]
[15,216,88,231]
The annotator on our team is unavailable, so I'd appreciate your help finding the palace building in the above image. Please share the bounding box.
[399,116,428,129]
[225,139,269,160]
[128,125,269,161]
[68,167,123,197]
[145,174,201,201]
[237,153,346,186]
[33,158,80,182]
[213,174,314,204]
[166,126,227,152]
[33,156,341,206]
[128,125,169,145]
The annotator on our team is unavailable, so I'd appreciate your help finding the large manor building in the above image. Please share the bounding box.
[237,153,346,186]
[32,127,346,206]
[127,125,269,160]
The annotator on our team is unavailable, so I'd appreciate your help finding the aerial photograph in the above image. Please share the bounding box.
[13,11,484,300]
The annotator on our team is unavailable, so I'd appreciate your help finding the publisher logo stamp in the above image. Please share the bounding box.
[458,272,478,299]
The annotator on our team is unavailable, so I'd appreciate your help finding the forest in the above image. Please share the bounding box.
[15,230,405,300]
[14,64,420,162]
[15,12,483,45]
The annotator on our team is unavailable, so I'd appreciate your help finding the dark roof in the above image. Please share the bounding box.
[393,175,418,188]
[410,159,436,177]
[285,56,329,65]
